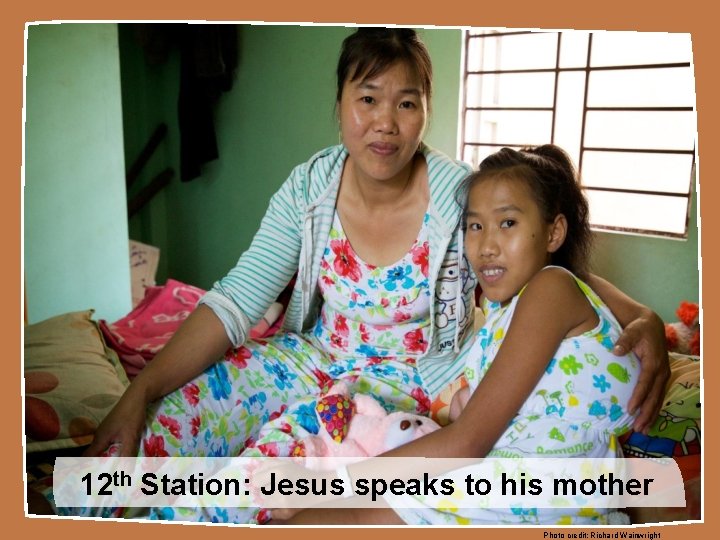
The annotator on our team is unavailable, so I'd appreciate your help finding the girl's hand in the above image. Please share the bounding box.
[612,309,670,434]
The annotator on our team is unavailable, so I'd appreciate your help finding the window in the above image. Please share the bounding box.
[459,30,696,238]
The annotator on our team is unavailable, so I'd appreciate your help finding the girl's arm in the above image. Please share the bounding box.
[271,269,595,525]
[365,268,595,461]
[584,274,670,433]
[270,269,595,524]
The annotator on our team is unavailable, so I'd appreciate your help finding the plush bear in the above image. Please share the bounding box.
[665,301,700,356]
[301,382,440,467]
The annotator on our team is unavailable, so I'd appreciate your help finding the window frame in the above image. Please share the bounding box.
[458,29,696,239]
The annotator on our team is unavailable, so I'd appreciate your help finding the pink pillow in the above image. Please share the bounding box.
[101,279,286,378]
[100,279,205,378]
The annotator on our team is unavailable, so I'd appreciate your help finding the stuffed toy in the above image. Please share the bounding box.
[301,382,440,467]
[665,301,700,356]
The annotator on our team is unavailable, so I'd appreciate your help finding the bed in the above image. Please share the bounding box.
[23,279,702,523]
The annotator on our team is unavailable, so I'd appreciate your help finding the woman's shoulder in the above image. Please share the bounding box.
[420,144,473,224]
[421,144,473,180]
[283,144,347,203]
[291,144,346,180]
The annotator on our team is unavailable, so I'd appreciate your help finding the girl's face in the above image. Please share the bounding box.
[338,61,427,185]
[465,175,566,304]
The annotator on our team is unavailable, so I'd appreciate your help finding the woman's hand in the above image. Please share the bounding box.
[83,386,149,457]
[584,274,671,435]
[84,305,233,458]
[612,308,670,434]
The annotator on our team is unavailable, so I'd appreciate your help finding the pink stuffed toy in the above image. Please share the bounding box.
[301,382,440,467]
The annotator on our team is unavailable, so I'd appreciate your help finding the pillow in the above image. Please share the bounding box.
[620,352,701,522]
[99,279,206,378]
[24,310,130,453]
[620,352,701,459]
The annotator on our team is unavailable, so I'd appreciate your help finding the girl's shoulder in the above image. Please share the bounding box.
[520,266,582,303]
[517,266,599,335]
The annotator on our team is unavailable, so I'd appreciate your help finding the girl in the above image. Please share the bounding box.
[279,144,640,525]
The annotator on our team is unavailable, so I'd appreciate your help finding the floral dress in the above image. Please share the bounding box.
[386,268,640,525]
[55,211,436,523]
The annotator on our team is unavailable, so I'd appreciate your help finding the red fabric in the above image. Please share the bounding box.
[100,279,206,378]
[101,278,289,379]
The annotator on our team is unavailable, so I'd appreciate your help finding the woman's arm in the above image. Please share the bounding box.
[585,274,670,433]
[87,168,309,457]
[85,305,232,457]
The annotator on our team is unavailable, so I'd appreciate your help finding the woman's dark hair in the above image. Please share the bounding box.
[336,28,433,104]
[458,145,592,277]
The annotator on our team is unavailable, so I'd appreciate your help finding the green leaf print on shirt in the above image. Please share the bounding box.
[606,362,631,383]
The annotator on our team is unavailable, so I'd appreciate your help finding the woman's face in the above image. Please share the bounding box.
[338,62,427,185]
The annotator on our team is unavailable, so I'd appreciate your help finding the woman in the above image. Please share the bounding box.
[85,28,669,522]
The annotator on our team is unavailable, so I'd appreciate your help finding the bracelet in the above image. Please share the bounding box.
[336,466,354,498]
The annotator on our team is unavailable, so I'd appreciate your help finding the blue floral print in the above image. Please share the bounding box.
[207,363,231,400]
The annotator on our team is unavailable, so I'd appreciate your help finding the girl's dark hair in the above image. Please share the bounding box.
[336,28,433,104]
[458,145,592,277]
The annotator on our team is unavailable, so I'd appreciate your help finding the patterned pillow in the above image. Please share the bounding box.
[620,352,701,522]
[24,310,130,453]
[620,352,700,459]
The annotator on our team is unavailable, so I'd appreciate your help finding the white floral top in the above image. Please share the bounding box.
[314,212,432,359]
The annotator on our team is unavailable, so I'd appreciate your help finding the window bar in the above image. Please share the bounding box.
[578,33,593,174]
[588,62,691,72]
[683,155,697,235]
[466,106,692,114]
[467,30,540,38]
[583,186,689,198]
[466,106,554,112]
[491,32,503,151]
[590,224,686,240]
[587,107,694,112]
[459,29,471,162]
[468,62,691,76]
[464,141,540,149]
[551,32,561,144]
[584,147,694,155]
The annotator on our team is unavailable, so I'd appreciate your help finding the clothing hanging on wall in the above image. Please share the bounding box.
[133,23,239,183]
[178,24,238,182]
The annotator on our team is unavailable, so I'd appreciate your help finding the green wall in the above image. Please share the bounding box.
[119,24,175,283]
[121,24,699,323]
[591,182,700,322]
[25,23,132,324]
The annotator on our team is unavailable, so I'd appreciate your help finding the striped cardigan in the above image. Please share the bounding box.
[200,144,475,399]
